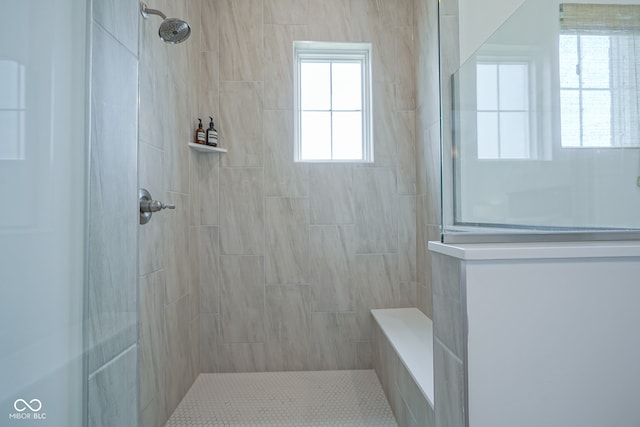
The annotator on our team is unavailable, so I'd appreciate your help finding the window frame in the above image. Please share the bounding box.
[293,41,373,163]
[475,57,536,160]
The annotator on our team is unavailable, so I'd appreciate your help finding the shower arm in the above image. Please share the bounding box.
[140,2,167,20]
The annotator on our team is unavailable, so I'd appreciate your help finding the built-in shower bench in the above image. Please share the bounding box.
[371,308,434,427]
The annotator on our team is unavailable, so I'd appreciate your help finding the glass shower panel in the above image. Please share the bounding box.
[446,0,640,240]
[0,0,87,425]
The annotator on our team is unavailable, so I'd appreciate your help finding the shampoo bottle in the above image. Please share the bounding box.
[195,118,206,145]
[206,116,218,147]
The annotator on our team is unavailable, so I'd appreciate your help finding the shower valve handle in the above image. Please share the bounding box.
[141,199,175,213]
[139,188,175,225]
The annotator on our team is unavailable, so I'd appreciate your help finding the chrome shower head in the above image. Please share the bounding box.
[158,18,191,44]
[140,2,191,44]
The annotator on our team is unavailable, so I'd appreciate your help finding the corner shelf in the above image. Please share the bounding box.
[188,142,227,153]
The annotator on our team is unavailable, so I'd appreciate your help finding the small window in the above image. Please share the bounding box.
[476,61,532,159]
[294,42,372,162]
[558,3,640,148]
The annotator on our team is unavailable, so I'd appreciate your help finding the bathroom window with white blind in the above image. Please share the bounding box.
[294,42,373,162]
[558,3,640,148]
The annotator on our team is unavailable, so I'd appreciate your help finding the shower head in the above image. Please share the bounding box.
[140,2,191,44]
[158,18,191,44]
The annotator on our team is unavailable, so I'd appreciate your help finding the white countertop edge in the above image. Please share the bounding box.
[371,308,434,408]
[428,240,640,261]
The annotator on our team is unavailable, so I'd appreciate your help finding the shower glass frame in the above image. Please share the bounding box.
[440,0,640,244]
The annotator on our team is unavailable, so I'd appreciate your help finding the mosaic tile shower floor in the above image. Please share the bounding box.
[165,370,398,427]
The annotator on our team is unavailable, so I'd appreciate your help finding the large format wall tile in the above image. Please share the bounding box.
[425,122,442,226]
[192,226,220,314]
[396,111,417,195]
[190,144,220,226]
[164,192,191,305]
[178,0,421,378]
[200,313,268,372]
[264,109,309,197]
[140,271,166,412]
[432,253,463,359]
[88,23,138,375]
[220,255,265,343]
[354,167,398,253]
[216,343,267,372]
[92,0,138,55]
[265,0,309,24]
[395,25,416,111]
[309,225,356,312]
[372,82,397,167]
[349,0,395,83]
[355,254,400,341]
[220,168,264,255]
[264,24,308,110]
[88,346,138,427]
[308,0,351,41]
[265,197,310,284]
[434,338,466,427]
[219,0,263,81]
[399,196,417,282]
[309,164,354,224]
[220,82,264,167]
[163,294,193,417]
[139,142,165,276]
[265,285,312,371]
[200,313,220,373]
[310,312,358,370]
[165,140,190,194]
[201,0,219,52]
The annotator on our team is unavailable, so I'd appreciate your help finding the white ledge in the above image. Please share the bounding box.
[429,240,640,261]
[188,142,227,153]
[371,308,434,407]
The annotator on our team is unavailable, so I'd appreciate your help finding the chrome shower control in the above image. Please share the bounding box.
[139,188,175,225]
[140,199,176,213]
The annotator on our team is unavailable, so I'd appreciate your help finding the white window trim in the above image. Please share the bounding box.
[474,52,540,161]
[293,41,373,163]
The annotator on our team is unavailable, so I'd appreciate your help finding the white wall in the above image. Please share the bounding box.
[466,253,640,426]
[0,1,86,425]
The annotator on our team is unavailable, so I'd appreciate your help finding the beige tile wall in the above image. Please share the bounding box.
[88,0,139,424]
[415,0,442,318]
[138,0,437,424]
[193,0,419,374]
[138,0,202,425]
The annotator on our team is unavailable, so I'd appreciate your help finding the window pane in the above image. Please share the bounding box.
[332,62,362,110]
[332,112,362,160]
[477,64,498,110]
[499,112,529,158]
[477,112,499,159]
[582,90,611,147]
[301,111,331,159]
[560,89,581,147]
[499,64,528,110]
[301,62,330,110]
[581,35,610,89]
[559,35,579,88]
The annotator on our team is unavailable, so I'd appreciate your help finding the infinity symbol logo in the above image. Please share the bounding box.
[13,399,42,412]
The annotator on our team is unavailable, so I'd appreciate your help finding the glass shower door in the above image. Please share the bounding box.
[0,0,87,425]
